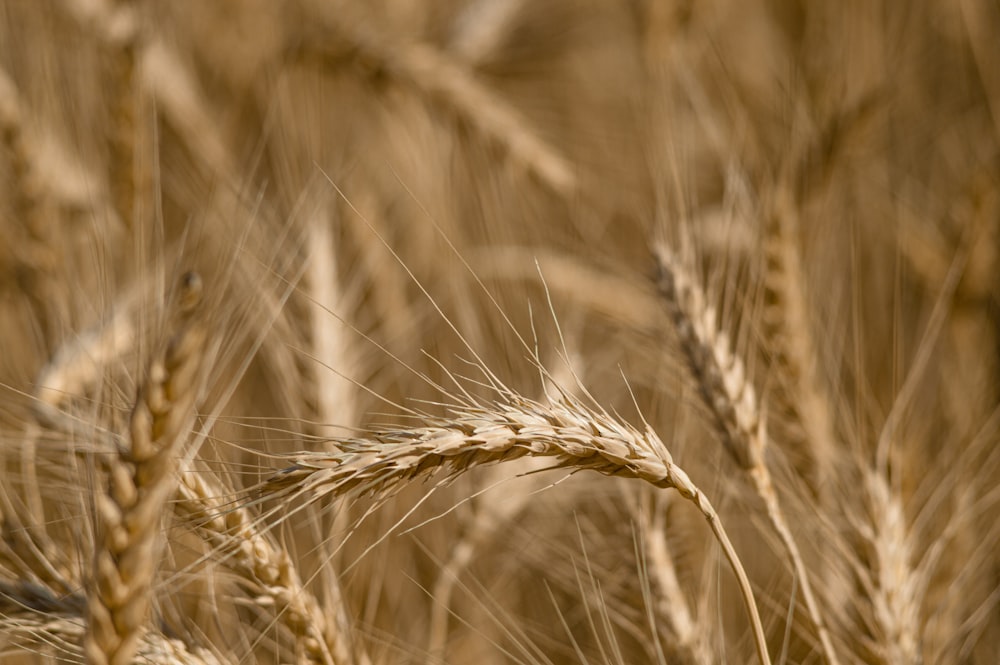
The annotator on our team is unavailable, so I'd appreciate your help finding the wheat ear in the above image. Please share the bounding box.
[0,64,66,346]
[635,492,712,665]
[855,470,920,663]
[84,272,207,665]
[428,457,551,656]
[761,189,839,496]
[264,394,771,665]
[654,245,841,665]
[174,467,363,665]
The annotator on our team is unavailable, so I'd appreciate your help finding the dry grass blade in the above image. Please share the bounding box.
[264,394,772,665]
[83,272,208,665]
[654,244,840,665]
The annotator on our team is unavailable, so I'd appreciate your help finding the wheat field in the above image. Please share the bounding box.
[1,1,999,663]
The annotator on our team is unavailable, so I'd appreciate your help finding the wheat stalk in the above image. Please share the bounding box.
[427,456,552,656]
[263,393,772,665]
[0,64,65,347]
[83,272,207,665]
[297,0,576,196]
[761,188,839,496]
[855,470,920,664]
[654,244,841,665]
[173,466,363,665]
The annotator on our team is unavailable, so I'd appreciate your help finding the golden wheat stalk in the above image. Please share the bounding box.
[761,188,839,494]
[174,467,363,665]
[856,470,920,663]
[83,272,207,665]
[263,393,772,665]
[427,456,552,656]
[298,1,576,196]
[654,244,841,665]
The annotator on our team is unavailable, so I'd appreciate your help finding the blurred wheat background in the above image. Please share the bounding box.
[1,0,999,663]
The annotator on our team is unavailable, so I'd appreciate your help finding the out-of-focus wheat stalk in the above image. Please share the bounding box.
[296,0,576,196]
[655,244,840,665]
[2,583,223,665]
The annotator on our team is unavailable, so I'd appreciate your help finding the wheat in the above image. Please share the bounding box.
[264,393,772,665]
[84,272,207,665]
[855,470,920,664]
[655,244,841,665]
[635,492,712,665]
[296,1,576,196]
[761,187,839,496]
[427,456,551,657]
[1,581,222,665]
[103,0,141,233]
[0,64,65,347]
[1,2,999,663]
[173,466,363,665]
